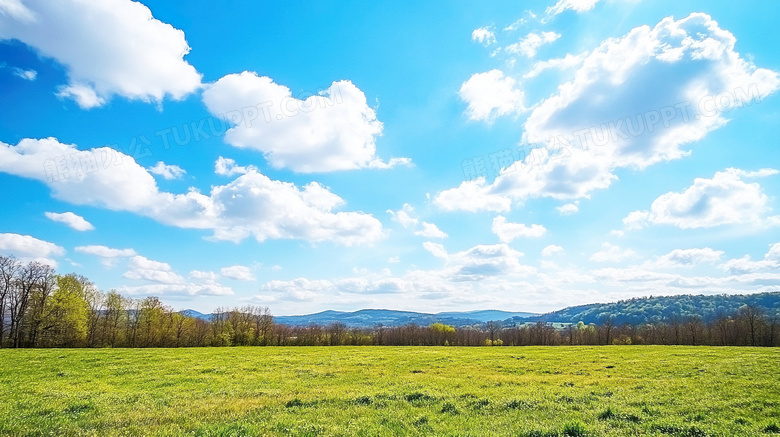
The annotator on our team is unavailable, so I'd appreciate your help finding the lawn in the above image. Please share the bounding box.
[0,346,778,436]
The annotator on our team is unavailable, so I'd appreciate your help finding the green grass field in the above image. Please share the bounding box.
[1,346,778,436]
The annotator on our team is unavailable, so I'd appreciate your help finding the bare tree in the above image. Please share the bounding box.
[485,321,502,345]
[0,256,20,347]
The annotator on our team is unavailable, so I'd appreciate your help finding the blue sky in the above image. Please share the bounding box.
[1,0,778,315]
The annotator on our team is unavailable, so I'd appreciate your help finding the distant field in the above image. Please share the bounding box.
[1,347,778,436]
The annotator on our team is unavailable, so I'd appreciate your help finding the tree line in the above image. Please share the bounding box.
[1,255,777,348]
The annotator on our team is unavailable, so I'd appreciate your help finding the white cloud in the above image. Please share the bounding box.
[214,156,249,176]
[434,178,512,212]
[14,68,36,80]
[0,0,35,22]
[75,245,136,268]
[415,222,448,239]
[590,243,636,263]
[0,0,201,108]
[655,248,724,268]
[388,204,447,238]
[719,242,780,274]
[0,233,64,266]
[123,255,184,284]
[147,162,186,180]
[505,31,560,58]
[0,138,384,246]
[491,216,546,242]
[719,256,777,275]
[118,254,233,296]
[75,245,136,258]
[459,70,525,122]
[220,265,256,282]
[523,52,588,79]
[423,241,449,260]
[472,26,496,46]
[202,72,405,173]
[625,168,779,229]
[546,0,600,17]
[387,204,418,228]
[437,13,780,212]
[556,202,579,215]
[767,243,780,261]
[542,245,565,257]
[44,211,94,231]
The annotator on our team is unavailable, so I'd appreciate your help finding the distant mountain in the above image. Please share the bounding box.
[178,309,212,321]
[273,309,538,328]
[505,292,780,326]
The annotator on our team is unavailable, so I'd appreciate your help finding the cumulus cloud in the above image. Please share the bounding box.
[0,0,201,108]
[491,216,546,242]
[75,244,136,267]
[625,168,779,229]
[119,255,232,296]
[472,26,496,46]
[214,156,249,176]
[505,31,560,58]
[220,265,255,282]
[202,72,406,173]
[590,243,636,263]
[147,162,186,180]
[434,178,512,212]
[0,233,64,266]
[388,204,447,238]
[44,211,94,231]
[719,242,780,274]
[655,248,724,268]
[542,245,565,257]
[415,222,448,239]
[556,202,579,215]
[459,70,525,122]
[436,13,780,212]
[0,137,384,246]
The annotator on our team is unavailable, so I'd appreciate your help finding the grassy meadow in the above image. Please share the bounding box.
[0,346,778,436]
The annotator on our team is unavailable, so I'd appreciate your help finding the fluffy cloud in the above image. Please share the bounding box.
[459,70,525,122]
[220,265,256,282]
[415,222,448,239]
[388,204,447,238]
[505,31,560,58]
[75,244,136,267]
[434,178,512,212]
[147,162,186,180]
[119,255,232,296]
[625,168,779,229]
[590,243,636,263]
[542,245,565,257]
[44,211,94,231]
[655,248,724,268]
[719,242,780,274]
[556,202,579,215]
[491,216,546,242]
[472,27,496,46]
[387,204,418,228]
[214,156,249,176]
[0,138,384,246]
[0,233,64,266]
[437,13,780,212]
[0,0,201,108]
[203,72,406,173]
